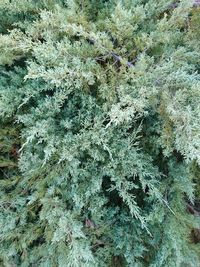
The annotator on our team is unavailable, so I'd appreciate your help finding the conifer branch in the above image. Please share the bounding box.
[87,38,134,67]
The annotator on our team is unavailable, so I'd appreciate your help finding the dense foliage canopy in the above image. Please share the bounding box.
[0,1,200,266]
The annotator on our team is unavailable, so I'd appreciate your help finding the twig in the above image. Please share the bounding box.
[87,38,134,68]
[186,203,200,216]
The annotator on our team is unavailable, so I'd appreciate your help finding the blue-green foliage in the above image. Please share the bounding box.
[0,1,200,266]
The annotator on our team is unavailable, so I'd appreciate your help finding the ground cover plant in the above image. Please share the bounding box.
[0,0,200,266]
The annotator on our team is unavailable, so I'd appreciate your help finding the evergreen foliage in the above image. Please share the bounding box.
[0,1,200,266]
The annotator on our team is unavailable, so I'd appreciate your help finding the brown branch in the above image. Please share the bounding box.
[87,38,134,68]
[186,203,200,216]
[168,1,200,9]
